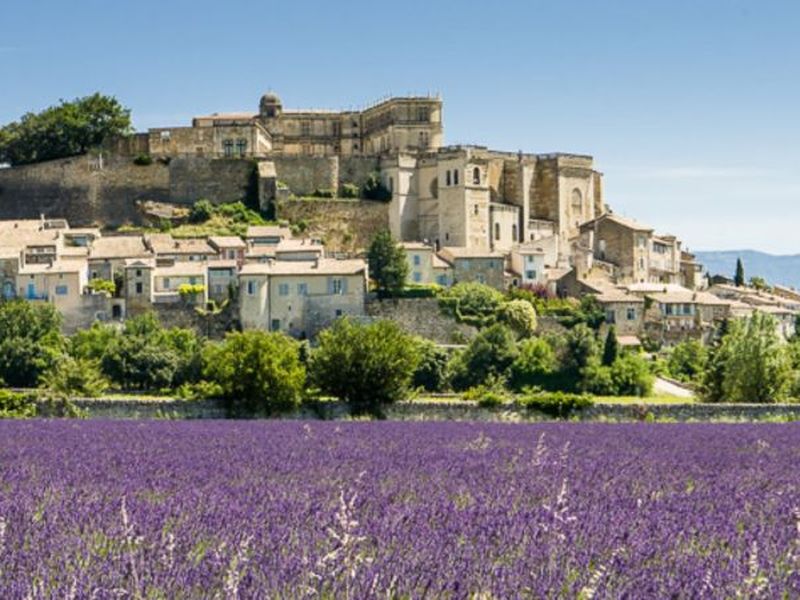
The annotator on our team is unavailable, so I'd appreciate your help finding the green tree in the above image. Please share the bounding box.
[361,173,392,201]
[750,276,768,291]
[195,298,229,338]
[70,322,120,361]
[734,257,745,287]
[40,357,109,398]
[412,338,451,392]
[367,230,410,297]
[310,318,419,416]
[204,330,306,416]
[602,326,619,366]
[450,323,518,391]
[609,354,653,396]
[499,299,538,338]
[564,323,600,372]
[438,282,505,327]
[0,300,64,387]
[0,93,131,166]
[189,199,215,223]
[509,337,557,390]
[667,340,708,383]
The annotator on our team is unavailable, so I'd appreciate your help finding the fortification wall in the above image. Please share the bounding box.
[365,297,477,344]
[275,197,389,252]
[271,156,338,195]
[0,154,255,226]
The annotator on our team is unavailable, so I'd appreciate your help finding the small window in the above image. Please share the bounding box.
[163,278,171,290]
[247,280,255,295]
[494,223,501,241]
[419,131,429,148]
[445,170,451,186]
[271,319,281,331]
[297,283,308,296]
[526,270,536,280]
[332,278,344,295]
[436,274,447,285]
[135,269,142,277]
[135,282,143,295]
[223,140,234,158]
[413,272,422,283]
[335,309,343,317]
[627,307,636,320]
[236,139,247,157]
[55,285,68,296]
[474,204,479,216]
[606,310,616,324]
[512,224,518,242]
[413,255,421,266]
[453,169,459,185]
[473,167,480,185]
[278,283,290,296]
[301,121,311,136]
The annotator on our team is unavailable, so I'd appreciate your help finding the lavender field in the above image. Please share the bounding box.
[1,421,799,598]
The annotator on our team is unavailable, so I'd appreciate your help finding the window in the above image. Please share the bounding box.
[236,139,247,157]
[606,310,616,324]
[247,280,255,295]
[473,167,481,184]
[188,277,197,285]
[163,278,170,290]
[301,121,311,136]
[445,170,451,186]
[271,319,281,331]
[91,271,98,279]
[571,188,582,217]
[494,223,501,241]
[436,274,447,285]
[627,307,636,320]
[297,283,308,296]
[416,106,429,122]
[222,140,234,157]
[453,169,459,185]
[278,283,289,296]
[135,269,142,277]
[331,278,344,295]
[335,309,343,317]
[413,254,421,266]
[413,272,422,283]
[135,282,143,295]
[332,121,341,136]
[639,258,645,269]
[445,232,449,241]
[55,285,68,296]
[512,224,518,242]
[419,131,429,148]
[476,274,486,284]
[526,270,536,280]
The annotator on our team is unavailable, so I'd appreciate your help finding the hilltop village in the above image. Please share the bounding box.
[1,92,798,343]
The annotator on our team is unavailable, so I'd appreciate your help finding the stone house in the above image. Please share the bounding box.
[152,262,208,306]
[208,236,247,264]
[594,288,645,337]
[400,242,452,286]
[437,247,505,290]
[145,234,216,263]
[239,258,367,338]
[88,235,152,282]
[509,244,547,288]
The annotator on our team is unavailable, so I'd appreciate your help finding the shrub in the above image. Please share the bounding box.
[667,340,708,383]
[438,282,505,327]
[499,299,537,338]
[395,283,441,299]
[564,323,600,372]
[509,337,557,391]
[0,389,37,418]
[361,173,392,201]
[311,188,335,198]
[40,357,109,398]
[580,361,616,395]
[609,354,654,397]
[340,183,360,198]
[87,278,116,295]
[518,391,593,418]
[189,199,214,223]
[463,377,511,407]
[413,339,451,393]
[133,153,153,166]
[450,323,518,391]
[310,318,420,416]
[0,300,64,387]
[203,330,305,416]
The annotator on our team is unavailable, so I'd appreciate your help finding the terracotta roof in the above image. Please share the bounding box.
[208,236,247,249]
[246,225,292,239]
[146,234,215,255]
[90,236,151,260]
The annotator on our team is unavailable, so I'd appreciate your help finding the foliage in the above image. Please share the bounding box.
[450,324,518,391]
[667,340,708,384]
[749,276,769,291]
[601,326,619,366]
[734,257,745,287]
[203,330,305,416]
[702,312,792,403]
[367,230,409,297]
[438,282,505,327]
[40,356,109,398]
[194,299,230,338]
[0,300,64,387]
[608,354,654,397]
[87,278,116,295]
[175,380,224,401]
[393,283,442,299]
[70,322,120,361]
[462,376,511,407]
[361,173,392,201]
[508,337,557,391]
[133,153,153,166]
[311,188,335,198]
[517,391,593,418]
[340,183,360,199]
[499,299,537,338]
[559,295,606,329]
[0,390,37,418]
[0,93,131,166]
[564,324,599,372]
[178,283,206,298]
[310,318,419,416]
[189,199,215,223]
[412,339,451,393]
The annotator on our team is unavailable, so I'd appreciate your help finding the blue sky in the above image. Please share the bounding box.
[2,0,798,253]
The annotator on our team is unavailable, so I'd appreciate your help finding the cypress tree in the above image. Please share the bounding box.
[734,258,745,287]
[602,326,619,366]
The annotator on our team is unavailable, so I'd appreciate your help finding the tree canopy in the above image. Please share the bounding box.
[367,230,409,297]
[0,93,131,166]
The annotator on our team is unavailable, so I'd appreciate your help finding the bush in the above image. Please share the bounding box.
[311,188,335,198]
[189,199,214,223]
[40,357,109,398]
[0,300,64,387]
[509,337,557,391]
[499,299,537,338]
[87,278,116,295]
[395,283,442,299]
[564,323,600,372]
[413,339,451,392]
[450,323,518,391]
[463,377,511,407]
[439,282,505,327]
[340,183,360,199]
[0,390,37,418]
[580,361,616,395]
[133,153,153,166]
[310,318,419,416]
[518,391,593,418]
[609,354,654,397]
[175,380,224,401]
[203,330,305,416]
[667,340,708,383]
[361,173,392,201]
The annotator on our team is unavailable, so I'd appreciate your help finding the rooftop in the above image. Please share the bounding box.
[240,258,366,276]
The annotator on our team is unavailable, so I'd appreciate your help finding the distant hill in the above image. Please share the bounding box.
[694,250,800,289]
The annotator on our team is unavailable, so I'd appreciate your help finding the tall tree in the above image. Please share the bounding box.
[367,230,409,297]
[602,326,619,366]
[734,257,745,287]
[0,93,131,166]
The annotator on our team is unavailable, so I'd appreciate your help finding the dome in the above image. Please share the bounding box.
[259,92,282,118]
[260,92,282,105]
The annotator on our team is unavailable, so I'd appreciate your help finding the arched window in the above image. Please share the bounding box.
[571,188,583,217]
[454,169,459,185]
[494,223,501,241]
[445,170,451,186]
[473,167,480,184]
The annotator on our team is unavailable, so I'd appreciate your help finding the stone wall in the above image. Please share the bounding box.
[52,398,226,419]
[365,297,476,344]
[271,156,338,196]
[0,154,255,227]
[275,197,390,252]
